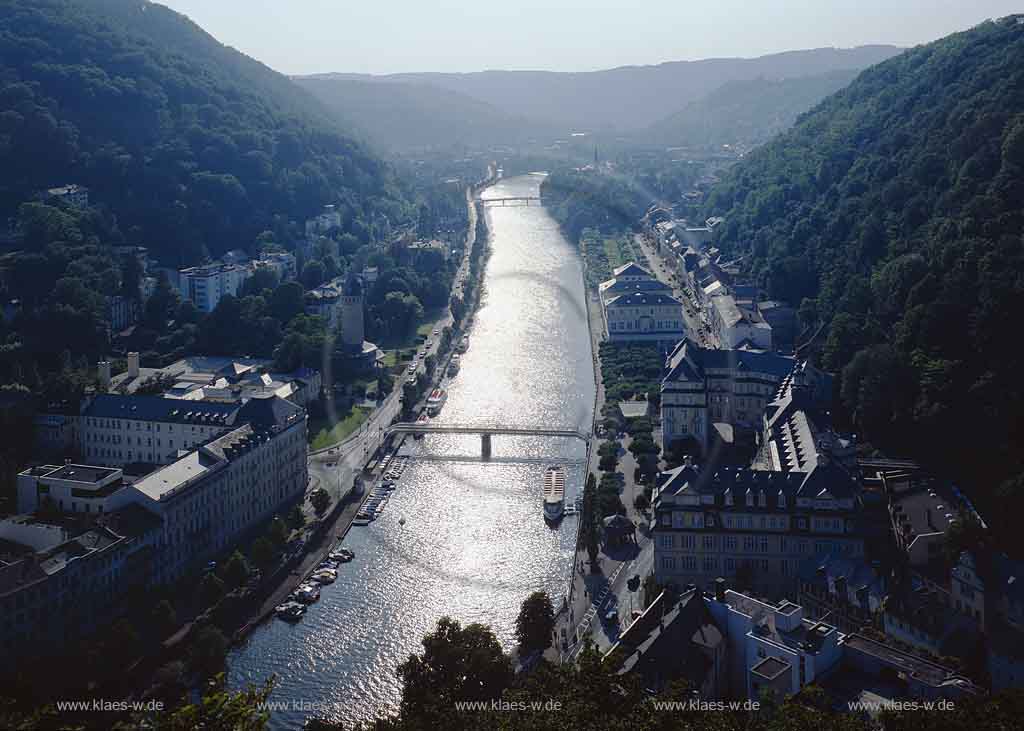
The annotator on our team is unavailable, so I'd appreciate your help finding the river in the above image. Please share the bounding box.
[226,174,596,728]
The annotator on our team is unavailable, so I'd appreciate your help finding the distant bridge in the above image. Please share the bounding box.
[385,422,589,458]
[478,196,542,207]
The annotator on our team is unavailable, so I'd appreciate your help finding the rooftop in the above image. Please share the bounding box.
[751,656,791,680]
[841,633,980,691]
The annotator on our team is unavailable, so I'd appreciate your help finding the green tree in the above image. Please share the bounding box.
[198,572,225,608]
[223,550,250,590]
[151,599,178,638]
[396,617,513,722]
[249,537,276,572]
[515,591,555,654]
[187,626,229,678]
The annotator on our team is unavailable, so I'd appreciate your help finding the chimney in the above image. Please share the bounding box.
[127,352,140,378]
[98,361,111,388]
[714,577,726,602]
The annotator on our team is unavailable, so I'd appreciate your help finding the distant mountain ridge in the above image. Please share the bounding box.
[303,45,902,132]
[642,69,863,147]
[295,77,556,153]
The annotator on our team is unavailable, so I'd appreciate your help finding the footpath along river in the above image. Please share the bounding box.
[227,174,597,728]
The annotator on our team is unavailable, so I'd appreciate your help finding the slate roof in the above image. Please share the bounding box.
[655,460,859,504]
[606,292,682,308]
[613,262,653,278]
[663,338,797,384]
[613,588,724,690]
[82,393,301,431]
[83,394,240,426]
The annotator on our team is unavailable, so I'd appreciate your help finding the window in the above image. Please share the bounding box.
[703,536,715,550]
[725,536,737,552]
[659,535,673,549]
[661,556,676,571]
[743,537,755,553]
[759,537,769,553]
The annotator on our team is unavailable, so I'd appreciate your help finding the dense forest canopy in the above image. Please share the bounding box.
[0,0,411,266]
[703,16,1024,553]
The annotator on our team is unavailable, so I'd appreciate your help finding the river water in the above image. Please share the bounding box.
[227,174,596,728]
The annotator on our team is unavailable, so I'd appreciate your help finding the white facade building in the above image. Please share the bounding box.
[177,263,253,313]
[706,585,843,701]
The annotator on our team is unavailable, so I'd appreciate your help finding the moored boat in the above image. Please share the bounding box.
[275,601,306,621]
[542,465,566,522]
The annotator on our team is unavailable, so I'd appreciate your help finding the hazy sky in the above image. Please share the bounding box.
[159,0,1021,75]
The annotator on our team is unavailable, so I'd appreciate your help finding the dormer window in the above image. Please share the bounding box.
[725,491,734,507]
[778,493,786,509]
[758,492,767,508]
[746,489,754,507]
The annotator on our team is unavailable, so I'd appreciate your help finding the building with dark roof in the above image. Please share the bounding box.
[601,261,686,345]
[608,588,726,696]
[661,338,825,454]
[77,392,302,468]
[652,444,864,597]
[0,507,158,665]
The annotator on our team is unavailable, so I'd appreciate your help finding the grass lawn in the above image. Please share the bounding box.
[308,407,370,450]
[604,238,626,271]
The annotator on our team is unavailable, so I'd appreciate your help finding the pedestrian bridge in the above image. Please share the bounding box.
[385,422,590,458]
[478,196,542,207]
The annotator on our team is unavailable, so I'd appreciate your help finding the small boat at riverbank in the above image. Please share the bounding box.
[543,466,566,522]
[330,548,354,562]
[311,568,337,584]
[293,583,320,604]
[457,335,469,353]
[447,355,461,377]
[275,601,306,621]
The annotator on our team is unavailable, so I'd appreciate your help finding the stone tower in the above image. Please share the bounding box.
[339,272,365,351]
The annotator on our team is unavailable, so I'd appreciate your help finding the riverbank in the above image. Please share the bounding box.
[225,174,591,727]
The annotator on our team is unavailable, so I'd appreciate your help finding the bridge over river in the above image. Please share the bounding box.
[478,195,542,206]
[386,422,590,458]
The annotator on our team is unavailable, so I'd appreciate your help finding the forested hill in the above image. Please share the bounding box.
[0,0,408,266]
[643,69,861,147]
[295,77,555,154]
[703,16,1024,550]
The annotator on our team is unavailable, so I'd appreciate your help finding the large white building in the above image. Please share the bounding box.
[661,339,814,452]
[598,262,673,304]
[177,263,253,313]
[706,584,843,701]
[79,394,241,467]
[652,457,865,597]
[4,394,308,661]
[710,294,773,351]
